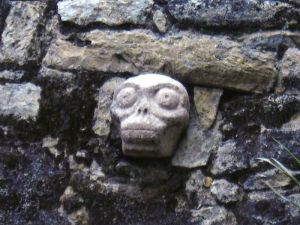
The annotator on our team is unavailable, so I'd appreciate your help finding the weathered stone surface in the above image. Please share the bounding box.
[191,206,237,225]
[167,0,300,29]
[291,0,300,3]
[153,9,168,33]
[93,77,125,139]
[0,70,24,81]
[0,142,69,224]
[244,168,300,191]
[277,48,300,93]
[210,140,248,175]
[115,160,169,183]
[211,179,243,204]
[185,170,217,207]
[57,0,153,26]
[42,136,61,158]
[68,207,90,225]
[43,30,277,93]
[60,185,84,212]
[0,83,41,121]
[287,193,300,218]
[0,1,47,66]
[172,110,222,168]
[241,31,300,52]
[220,93,300,171]
[69,160,190,224]
[2,1,300,224]
[282,48,300,69]
[70,159,175,201]
[235,191,293,225]
[38,67,76,82]
[0,0,10,38]
[194,87,223,129]
[281,113,300,131]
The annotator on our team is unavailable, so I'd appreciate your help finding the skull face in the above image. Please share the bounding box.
[111,74,190,158]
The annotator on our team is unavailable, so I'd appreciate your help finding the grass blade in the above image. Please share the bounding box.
[270,136,300,167]
[262,181,300,210]
[257,157,300,186]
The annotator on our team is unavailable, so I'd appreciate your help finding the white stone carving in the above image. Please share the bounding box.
[111,74,190,158]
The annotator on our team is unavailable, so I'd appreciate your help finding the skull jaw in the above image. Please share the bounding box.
[122,142,161,158]
[122,142,174,158]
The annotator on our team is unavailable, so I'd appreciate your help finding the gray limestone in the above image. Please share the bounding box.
[0,83,41,121]
[57,0,153,26]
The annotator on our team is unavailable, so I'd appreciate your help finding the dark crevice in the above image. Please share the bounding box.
[59,20,154,36]
[0,0,10,42]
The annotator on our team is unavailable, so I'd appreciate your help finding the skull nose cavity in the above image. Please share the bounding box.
[137,107,148,114]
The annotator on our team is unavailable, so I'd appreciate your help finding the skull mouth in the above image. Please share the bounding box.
[121,129,161,154]
[121,129,160,145]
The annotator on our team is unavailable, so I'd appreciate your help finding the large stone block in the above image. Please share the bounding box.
[0,1,47,66]
[57,0,153,26]
[43,30,277,93]
[167,0,300,29]
[171,109,222,169]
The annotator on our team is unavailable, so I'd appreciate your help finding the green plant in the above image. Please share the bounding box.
[257,136,300,209]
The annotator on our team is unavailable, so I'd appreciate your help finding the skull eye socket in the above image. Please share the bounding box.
[156,88,180,110]
[115,87,137,108]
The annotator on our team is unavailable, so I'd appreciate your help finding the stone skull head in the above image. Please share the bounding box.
[111,74,190,158]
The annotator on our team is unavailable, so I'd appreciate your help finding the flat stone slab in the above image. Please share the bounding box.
[43,30,277,93]
[167,0,300,29]
[57,0,153,26]
[0,83,41,121]
[172,110,222,169]
[0,1,47,66]
[0,70,24,81]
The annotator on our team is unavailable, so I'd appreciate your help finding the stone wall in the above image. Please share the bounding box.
[0,0,300,224]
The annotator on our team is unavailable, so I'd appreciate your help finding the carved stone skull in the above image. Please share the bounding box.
[111,74,190,158]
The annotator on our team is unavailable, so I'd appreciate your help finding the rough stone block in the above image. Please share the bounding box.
[0,1,47,66]
[0,70,24,81]
[43,30,277,93]
[194,86,223,129]
[191,206,237,225]
[277,48,300,93]
[210,140,248,175]
[167,0,300,29]
[172,110,222,168]
[0,83,41,121]
[211,179,243,204]
[93,77,125,139]
[57,0,153,26]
